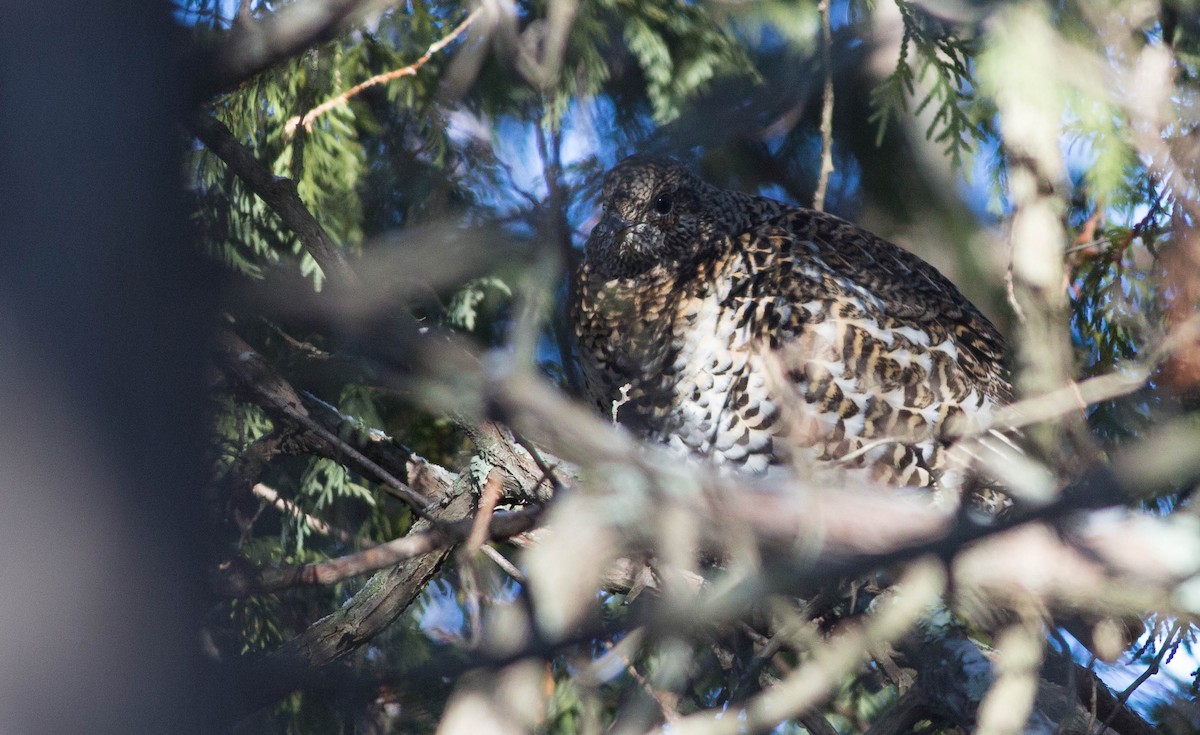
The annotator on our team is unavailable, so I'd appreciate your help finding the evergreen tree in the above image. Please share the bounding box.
[182,1,1200,731]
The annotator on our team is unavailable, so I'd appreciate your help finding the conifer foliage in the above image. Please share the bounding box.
[186,1,1200,732]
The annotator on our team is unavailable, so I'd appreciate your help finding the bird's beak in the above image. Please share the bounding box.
[594,211,634,241]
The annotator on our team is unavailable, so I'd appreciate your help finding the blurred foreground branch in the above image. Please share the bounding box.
[670,563,945,735]
[215,311,1198,730]
[193,0,375,100]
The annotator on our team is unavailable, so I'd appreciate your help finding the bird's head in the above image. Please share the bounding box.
[583,156,725,280]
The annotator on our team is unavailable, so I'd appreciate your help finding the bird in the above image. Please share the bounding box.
[573,155,1012,506]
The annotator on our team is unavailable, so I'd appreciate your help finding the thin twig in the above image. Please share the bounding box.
[1005,253,1027,325]
[975,615,1045,735]
[985,311,1200,434]
[481,545,526,582]
[252,482,365,546]
[813,0,835,212]
[213,330,434,512]
[1098,620,1183,735]
[284,10,479,136]
[292,404,436,511]
[585,629,681,724]
[511,430,566,493]
[466,469,505,552]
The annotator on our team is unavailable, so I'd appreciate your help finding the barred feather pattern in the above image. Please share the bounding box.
[573,156,1012,506]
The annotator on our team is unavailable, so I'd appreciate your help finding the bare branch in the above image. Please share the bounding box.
[466,469,506,553]
[284,9,480,136]
[1098,621,1183,735]
[228,423,552,715]
[1070,662,1163,735]
[214,506,541,597]
[983,312,1200,435]
[252,482,361,545]
[812,0,835,212]
[481,545,526,582]
[232,484,474,716]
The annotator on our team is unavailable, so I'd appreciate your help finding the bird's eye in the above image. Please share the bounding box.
[653,192,673,215]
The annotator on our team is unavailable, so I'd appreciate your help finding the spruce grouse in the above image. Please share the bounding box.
[573,156,1011,498]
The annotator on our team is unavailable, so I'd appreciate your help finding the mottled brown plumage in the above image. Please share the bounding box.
[573,156,1011,499]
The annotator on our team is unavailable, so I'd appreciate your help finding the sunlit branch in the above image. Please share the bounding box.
[975,617,1045,735]
[284,9,480,137]
[214,506,541,597]
[978,312,1200,435]
[813,0,835,212]
[252,482,361,545]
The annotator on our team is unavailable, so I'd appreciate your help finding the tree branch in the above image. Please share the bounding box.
[227,448,548,720]
[465,469,506,553]
[214,506,541,597]
[1098,621,1182,734]
[812,0,835,212]
[251,481,361,545]
[229,483,475,719]
[1071,663,1162,735]
[188,113,360,289]
[284,9,479,136]
[192,0,374,100]
[212,329,434,513]
[668,563,944,735]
